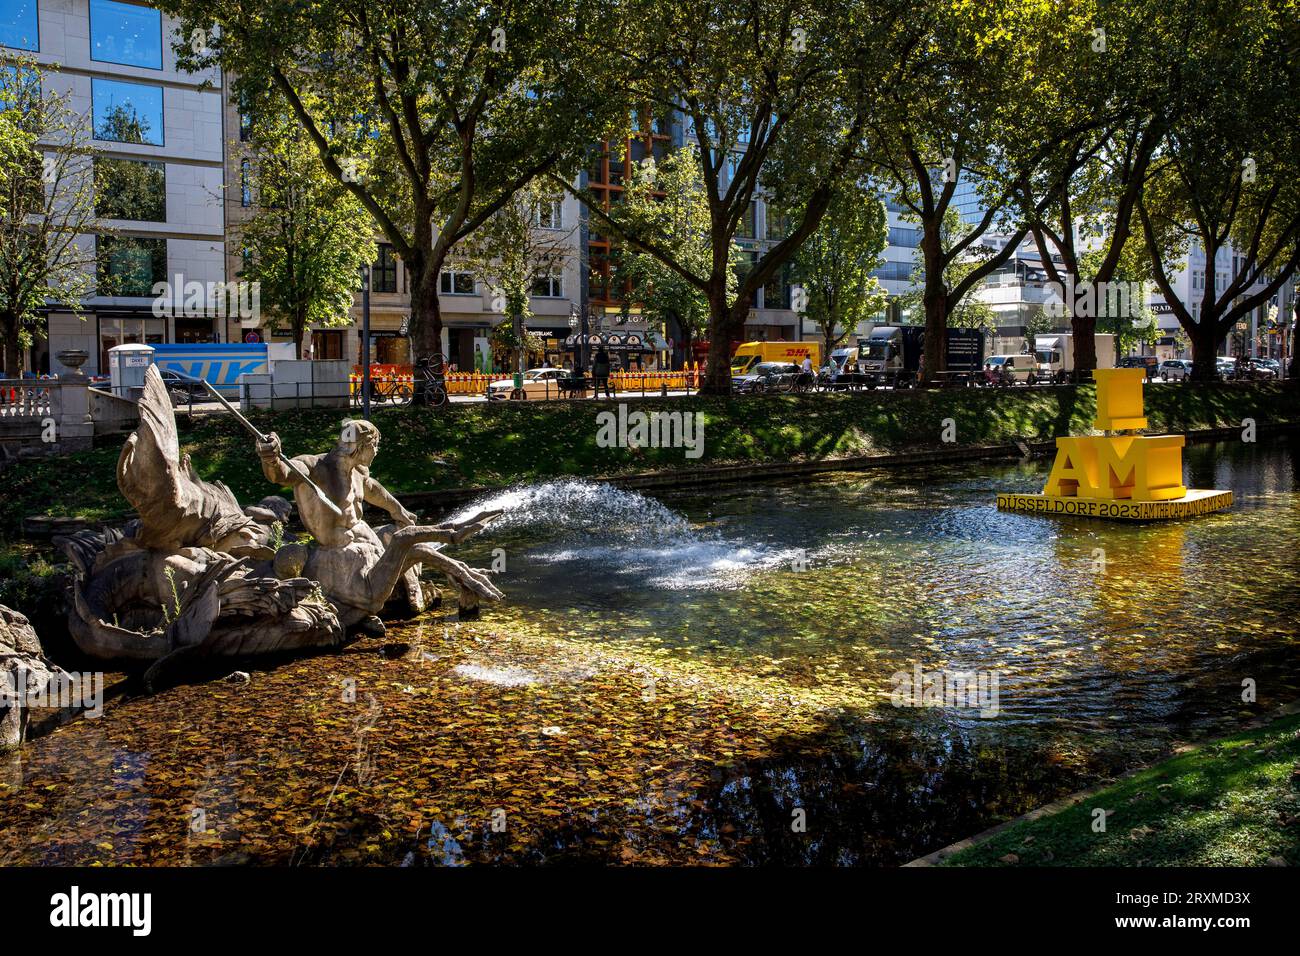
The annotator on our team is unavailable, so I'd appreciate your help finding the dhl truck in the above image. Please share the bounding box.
[729,341,822,375]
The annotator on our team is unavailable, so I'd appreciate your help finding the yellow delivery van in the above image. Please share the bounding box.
[730,341,822,374]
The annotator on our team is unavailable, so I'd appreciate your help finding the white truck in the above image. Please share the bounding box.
[1033,333,1117,383]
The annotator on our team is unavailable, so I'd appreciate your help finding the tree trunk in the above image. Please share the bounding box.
[700,287,740,395]
[701,321,733,394]
[919,226,947,386]
[293,324,306,361]
[1189,316,1221,381]
[1069,312,1097,380]
[2,314,21,378]
[407,249,444,365]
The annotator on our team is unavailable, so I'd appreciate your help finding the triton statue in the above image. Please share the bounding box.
[55,365,501,690]
[254,419,502,630]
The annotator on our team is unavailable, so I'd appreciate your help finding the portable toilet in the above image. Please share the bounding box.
[108,343,155,399]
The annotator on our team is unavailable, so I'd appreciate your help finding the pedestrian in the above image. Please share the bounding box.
[593,348,612,398]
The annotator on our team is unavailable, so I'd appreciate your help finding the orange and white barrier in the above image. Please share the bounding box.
[346,363,702,398]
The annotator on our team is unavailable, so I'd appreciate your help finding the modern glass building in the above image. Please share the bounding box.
[3,0,227,376]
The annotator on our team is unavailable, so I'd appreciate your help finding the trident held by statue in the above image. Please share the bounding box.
[200,380,344,518]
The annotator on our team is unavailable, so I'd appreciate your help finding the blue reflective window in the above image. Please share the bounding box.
[90,0,162,69]
[0,0,39,52]
[92,77,163,146]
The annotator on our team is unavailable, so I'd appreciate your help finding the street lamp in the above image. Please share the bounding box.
[360,264,371,421]
[569,303,590,377]
[568,305,578,376]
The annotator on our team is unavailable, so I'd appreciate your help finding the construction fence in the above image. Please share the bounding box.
[347,364,704,399]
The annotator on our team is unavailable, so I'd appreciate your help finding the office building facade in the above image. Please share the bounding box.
[5,0,227,376]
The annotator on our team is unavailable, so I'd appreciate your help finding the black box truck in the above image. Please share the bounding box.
[858,326,984,387]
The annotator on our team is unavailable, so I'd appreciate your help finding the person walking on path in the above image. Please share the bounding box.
[593,348,613,398]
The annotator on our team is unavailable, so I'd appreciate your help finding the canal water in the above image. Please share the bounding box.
[2,438,1297,865]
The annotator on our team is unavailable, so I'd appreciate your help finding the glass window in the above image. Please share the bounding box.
[531,275,562,298]
[586,148,605,185]
[240,158,251,206]
[97,235,167,297]
[374,245,397,293]
[0,0,38,52]
[439,270,475,295]
[889,226,921,247]
[94,157,165,221]
[90,0,162,69]
[762,266,788,310]
[92,77,163,145]
[739,201,756,239]
[535,199,562,229]
[766,211,786,241]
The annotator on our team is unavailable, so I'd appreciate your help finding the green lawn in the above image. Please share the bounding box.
[943,712,1300,866]
[2,381,1296,534]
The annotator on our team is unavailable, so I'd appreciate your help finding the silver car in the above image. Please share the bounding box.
[1159,359,1192,381]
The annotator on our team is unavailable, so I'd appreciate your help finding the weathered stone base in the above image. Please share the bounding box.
[996,489,1233,521]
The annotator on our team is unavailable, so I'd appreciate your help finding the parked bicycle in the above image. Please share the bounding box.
[363,374,413,407]
[412,354,450,408]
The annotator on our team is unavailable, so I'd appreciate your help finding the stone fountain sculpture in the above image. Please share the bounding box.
[56,365,500,689]
[253,418,503,630]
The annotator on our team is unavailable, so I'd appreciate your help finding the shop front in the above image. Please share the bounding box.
[528,321,573,370]
[563,332,656,372]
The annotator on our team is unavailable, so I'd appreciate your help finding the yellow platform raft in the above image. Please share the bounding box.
[996,368,1233,521]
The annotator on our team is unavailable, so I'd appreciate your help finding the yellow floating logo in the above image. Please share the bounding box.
[998,368,1232,521]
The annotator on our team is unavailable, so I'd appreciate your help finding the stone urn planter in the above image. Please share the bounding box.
[56,349,89,372]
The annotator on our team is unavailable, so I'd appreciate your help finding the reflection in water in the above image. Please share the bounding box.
[1,438,1297,865]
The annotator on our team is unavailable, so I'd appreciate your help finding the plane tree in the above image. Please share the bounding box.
[159,0,627,364]
[0,61,98,377]
[1010,0,1175,377]
[1135,0,1300,380]
[866,0,1103,384]
[563,0,923,393]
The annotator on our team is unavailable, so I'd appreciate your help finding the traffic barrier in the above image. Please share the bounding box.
[347,364,702,397]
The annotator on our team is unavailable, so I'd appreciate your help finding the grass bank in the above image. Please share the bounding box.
[3,380,1297,535]
[940,711,1300,866]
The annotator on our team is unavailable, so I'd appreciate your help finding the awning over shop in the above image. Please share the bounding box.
[563,332,655,353]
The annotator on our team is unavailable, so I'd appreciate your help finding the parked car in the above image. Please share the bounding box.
[160,369,212,405]
[1118,355,1160,380]
[982,354,1037,385]
[1216,356,1276,381]
[485,367,568,401]
[1248,357,1280,380]
[1158,359,1193,381]
[732,361,801,394]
